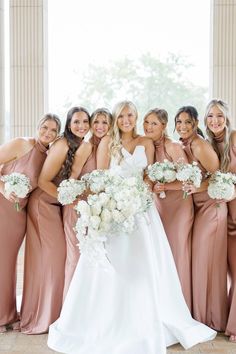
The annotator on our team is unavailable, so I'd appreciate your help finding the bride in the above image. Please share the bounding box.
[48,101,216,354]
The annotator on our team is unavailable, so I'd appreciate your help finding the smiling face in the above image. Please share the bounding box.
[91,113,110,138]
[206,105,226,136]
[143,113,165,141]
[175,112,197,139]
[38,119,59,146]
[69,111,90,138]
[117,106,136,134]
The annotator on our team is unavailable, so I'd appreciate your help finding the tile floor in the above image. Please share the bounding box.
[0,245,236,354]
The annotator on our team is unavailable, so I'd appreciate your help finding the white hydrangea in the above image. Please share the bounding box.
[1,172,32,211]
[57,179,86,205]
[208,171,236,200]
[74,169,153,266]
[147,159,176,198]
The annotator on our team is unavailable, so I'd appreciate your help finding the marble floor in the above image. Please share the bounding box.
[0,245,236,354]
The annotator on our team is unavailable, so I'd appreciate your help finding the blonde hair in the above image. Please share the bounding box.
[204,99,232,172]
[143,108,169,137]
[90,108,113,135]
[37,113,61,134]
[110,101,138,162]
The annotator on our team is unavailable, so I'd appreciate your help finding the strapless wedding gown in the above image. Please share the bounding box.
[48,146,216,354]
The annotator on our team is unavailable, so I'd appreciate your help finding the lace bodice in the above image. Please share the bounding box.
[110,145,147,177]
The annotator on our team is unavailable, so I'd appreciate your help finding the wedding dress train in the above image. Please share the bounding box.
[48,146,216,354]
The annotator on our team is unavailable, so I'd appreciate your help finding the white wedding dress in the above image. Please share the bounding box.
[48,146,216,354]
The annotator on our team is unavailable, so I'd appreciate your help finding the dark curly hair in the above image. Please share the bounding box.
[60,106,90,179]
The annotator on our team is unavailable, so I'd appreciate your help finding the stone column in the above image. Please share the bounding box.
[0,0,4,143]
[210,0,236,126]
[9,0,48,137]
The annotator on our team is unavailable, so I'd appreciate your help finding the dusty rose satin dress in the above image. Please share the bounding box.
[20,171,66,334]
[0,140,48,328]
[183,135,228,331]
[153,137,193,311]
[62,136,100,299]
[215,133,236,336]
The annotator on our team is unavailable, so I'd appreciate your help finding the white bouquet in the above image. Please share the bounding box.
[57,179,86,205]
[147,159,176,198]
[75,171,153,266]
[1,172,31,211]
[208,171,236,200]
[175,161,202,199]
[81,169,110,193]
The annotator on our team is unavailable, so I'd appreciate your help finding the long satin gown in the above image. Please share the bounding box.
[63,136,100,299]
[214,131,236,336]
[20,167,66,334]
[182,135,228,331]
[48,145,216,354]
[153,137,193,311]
[0,140,48,328]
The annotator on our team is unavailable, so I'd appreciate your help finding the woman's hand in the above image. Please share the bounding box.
[182,182,197,195]
[153,182,165,194]
[0,182,18,203]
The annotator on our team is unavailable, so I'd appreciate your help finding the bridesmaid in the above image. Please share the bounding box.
[20,106,91,334]
[0,113,60,333]
[204,99,236,342]
[143,108,193,310]
[175,105,228,331]
[63,108,113,298]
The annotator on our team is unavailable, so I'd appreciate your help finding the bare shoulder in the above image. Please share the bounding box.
[193,135,216,160]
[49,137,68,152]
[77,141,92,154]
[166,139,183,153]
[231,130,236,147]
[137,135,153,148]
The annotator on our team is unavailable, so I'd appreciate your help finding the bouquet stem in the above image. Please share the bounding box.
[183,191,188,199]
[14,201,21,212]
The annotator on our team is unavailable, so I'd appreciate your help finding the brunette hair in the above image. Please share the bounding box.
[60,106,90,179]
[174,105,204,138]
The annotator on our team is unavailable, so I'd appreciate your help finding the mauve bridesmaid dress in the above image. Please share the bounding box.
[214,133,236,336]
[20,166,66,334]
[0,140,48,328]
[153,136,193,311]
[182,134,228,331]
[62,136,100,299]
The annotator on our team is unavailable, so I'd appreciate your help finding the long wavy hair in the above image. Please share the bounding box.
[143,108,169,138]
[204,99,232,172]
[174,105,204,138]
[60,106,90,179]
[110,101,138,163]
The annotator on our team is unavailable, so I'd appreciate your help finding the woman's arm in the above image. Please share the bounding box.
[96,135,111,170]
[140,137,154,165]
[70,142,93,179]
[193,139,219,173]
[38,139,68,198]
[0,138,34,201]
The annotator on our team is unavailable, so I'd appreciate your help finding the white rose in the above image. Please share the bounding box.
[75,200,91,216]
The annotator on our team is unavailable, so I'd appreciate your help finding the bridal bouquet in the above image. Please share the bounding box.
[1,172,31,211]
[57,179,86,205]
[75,170,153,265]
[147,159,176,198]
[175,161,202,199]
[208,171,236,200]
